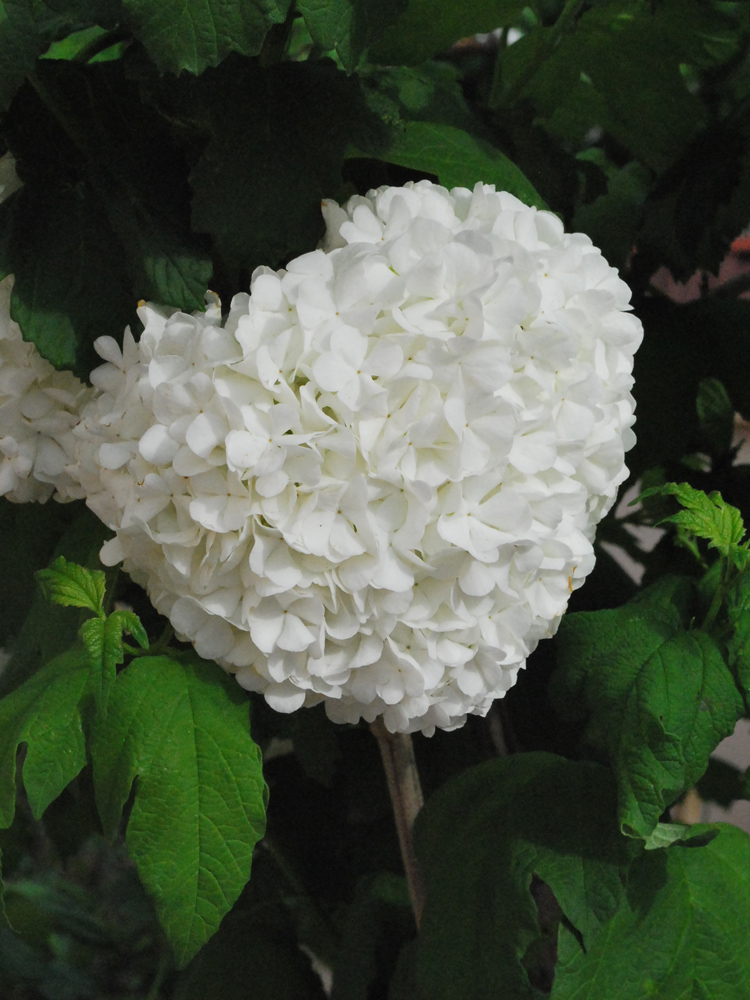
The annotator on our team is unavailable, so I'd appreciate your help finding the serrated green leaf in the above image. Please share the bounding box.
[553,600,743,839]
[0,648,88,828]
[697,378,735,458]
[37,556,105,617]
[414,753,634,1000]
[370,0,527,66]
[353,121,546,210]
[551,824,750,999]
[640,482,745,558]
[80,609,147,713]
[122,0,290,75]
[644,822,719,851]
[298,0,406,71]
[92,654,267,967]
[727,570,750,702]
[191,60,387,273]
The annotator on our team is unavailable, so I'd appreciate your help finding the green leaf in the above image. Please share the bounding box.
[80,609,148,713]
[297,0,407,71]
[643,822,719,851]
[551,824,750,999]
[697,378,735,459]
[0,852,8,931]
[727,570,750,702]
[92,654,267,967]
[553,599,743,838]
[353,121,546,209]
[0,0,117,111]
[640,482,745,558]
[0,648,88,828]
[370,0,527,66]
[122,0,291,75]
[191,60,387,273]
[36,556,106,617]
[414,753,634,1000]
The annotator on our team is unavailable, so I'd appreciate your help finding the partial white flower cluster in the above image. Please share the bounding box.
[0,149,92,503]
[0,276,92,502]
[65,181,642,734]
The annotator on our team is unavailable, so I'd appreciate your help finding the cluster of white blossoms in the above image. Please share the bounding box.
[0,157,92,503]
[1,176,642,734]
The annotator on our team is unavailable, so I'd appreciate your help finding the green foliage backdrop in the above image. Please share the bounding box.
[2,0,750,996]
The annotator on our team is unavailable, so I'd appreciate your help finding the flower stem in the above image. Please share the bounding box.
[370,718,426,928]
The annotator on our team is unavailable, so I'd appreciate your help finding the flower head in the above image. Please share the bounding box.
[69,181,642,734]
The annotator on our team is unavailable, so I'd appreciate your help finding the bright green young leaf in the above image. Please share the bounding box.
[122,0,290,75]
[551,824,750,999]
[553,599,743,838]
[697,378,735,458]
[191,60,387,273]
[36,556,106,617]
[370,0,526,66]
[92,654,267,967]
[351,121,546,209]
[80,609,148,713]
[297,0,406,71]
[414,753,634,1000]
[640,482,745,558]
[0,648,88,828]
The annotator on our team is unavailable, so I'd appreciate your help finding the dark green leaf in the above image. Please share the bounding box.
[370,0,527,66]
[414,753,634,1000]
[573,160,652,271]
[0,648,88,828]
[298,0,407,71]
[354,121,546,209]
[36,556,106,617]
[697,378,735,459]
[0,0,117,111]
[105,195,212,313]
[191,59,387,273]
[553,599,743,838]
[92,654,267,966]
[551,824,750,999]
[0,184,134,372]
[727,570,750,701]
[122,0,291,74]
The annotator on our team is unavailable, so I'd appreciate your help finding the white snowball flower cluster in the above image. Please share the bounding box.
[63,181,642,734]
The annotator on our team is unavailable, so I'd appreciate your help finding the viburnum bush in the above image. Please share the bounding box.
[1,1,750,997]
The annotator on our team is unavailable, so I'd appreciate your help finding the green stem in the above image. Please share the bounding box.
[490,0,587,109]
